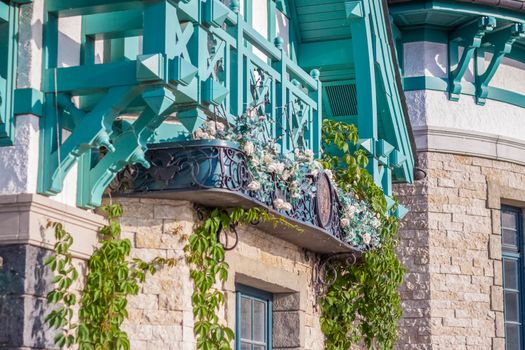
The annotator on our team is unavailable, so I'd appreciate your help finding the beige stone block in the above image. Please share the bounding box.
[128,294,158,310]
[154,203,194,220]
[491,210,501,235]
[488,235,501,260]
[492,338,505,350]
[135,231,162,249]
[493,261,502,286]
[463,292,489,302]
[495,311,505,337]
[490,286,503,312]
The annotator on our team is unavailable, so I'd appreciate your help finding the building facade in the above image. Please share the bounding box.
[390,1,525,349]
[0,0,524,350]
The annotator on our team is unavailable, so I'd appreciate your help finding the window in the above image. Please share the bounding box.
[502,206,524,350]
[236,285,272,350]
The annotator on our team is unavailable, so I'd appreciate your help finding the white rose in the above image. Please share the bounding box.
[310,168,319,177]
[243,141,255,156]
[216,122,225,132]
[251,157,260,166]
[275,162,285,173]
[304,149,314,160]
[362,233,371,245]
[206,122,217,136]
[373,217,381,228]
[282,202,293,211]
[273,198,285,209]
[273,143,279,153]
[341,218,350,227]
[325,169,333,180]
[263,154,273,165]
[348,205,357,215]
[282,170,291,181]
[247,181,261,191]
[294,148,300,157]
[194,128,204,139]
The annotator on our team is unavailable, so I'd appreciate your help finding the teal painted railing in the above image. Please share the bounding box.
[32,0,322,208]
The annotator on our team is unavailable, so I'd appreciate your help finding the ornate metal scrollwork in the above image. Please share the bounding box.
[112,140,351,248]
[313,252,359,295]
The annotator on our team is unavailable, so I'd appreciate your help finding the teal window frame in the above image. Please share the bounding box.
[0,0,18,146]
[502,206,525,350]
[235,284,273,350]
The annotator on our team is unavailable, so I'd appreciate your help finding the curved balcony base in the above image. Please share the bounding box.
[115,188,359,255]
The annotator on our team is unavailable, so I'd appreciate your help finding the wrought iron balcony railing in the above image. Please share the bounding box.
[111,140,357,255]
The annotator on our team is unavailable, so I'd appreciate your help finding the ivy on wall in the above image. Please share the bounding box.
[45,120,406,350]
[45,204,176,350]
[320,120,405,349]
[185,207,293,350]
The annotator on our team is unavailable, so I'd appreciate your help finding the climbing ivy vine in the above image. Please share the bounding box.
[45,204,176,350]
[320,120,405,349]
[184,207,293,350]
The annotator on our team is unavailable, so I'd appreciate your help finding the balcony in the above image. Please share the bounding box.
[111,140,360,255]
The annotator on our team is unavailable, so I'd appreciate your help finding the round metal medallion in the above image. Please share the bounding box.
[315,172,333,229]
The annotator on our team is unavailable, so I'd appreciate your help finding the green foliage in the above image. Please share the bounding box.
[45,204,176,350]
[185,207,283,350]
[320,120,405,349]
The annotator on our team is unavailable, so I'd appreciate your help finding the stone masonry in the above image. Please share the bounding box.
[118,197,324,350]
[395,151,525,350]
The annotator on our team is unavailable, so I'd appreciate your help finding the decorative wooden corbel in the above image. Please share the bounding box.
[476,23,525,105]
[448,16,496,101]
[77,88,177,208]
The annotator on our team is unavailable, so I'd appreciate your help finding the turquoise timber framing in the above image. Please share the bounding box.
[390,0,525,108]
[3,0,414,214]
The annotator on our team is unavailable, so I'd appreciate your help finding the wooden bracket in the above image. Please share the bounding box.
[448,16,495,101]
[476,23,525,105]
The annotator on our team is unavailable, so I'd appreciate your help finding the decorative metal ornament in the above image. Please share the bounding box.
[315,172,334,229]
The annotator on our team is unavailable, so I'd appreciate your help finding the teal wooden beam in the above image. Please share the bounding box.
[448,16,495,101]
[77,88,176,208]
[0,1,9,23]
[476,23,525,105]
[299,39,355,70]
[143,0,177,57]
[203,0,231,28]
[347,0,381,186]
[46,0,142,17]
[43,61,138,94]
[389,0,525,24]
[39,86,142,196]
[82,9,142,40]
[0,1,18,146]
[404,75,525,109]
[14,88,44,117]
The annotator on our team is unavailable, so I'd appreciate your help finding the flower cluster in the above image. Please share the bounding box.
[337,189,381,250]
[193,113,382,250]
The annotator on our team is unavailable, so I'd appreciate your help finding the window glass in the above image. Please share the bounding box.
[251,0,269,61]
[241,296,252,340]
[275,8,290,56]
[507,324,520,350]
[503,211,517,230]
[501,208,523,350]
[503,229,518,248]
[253,300,266,342]
[504,259,519,290]
[237,286,271,350]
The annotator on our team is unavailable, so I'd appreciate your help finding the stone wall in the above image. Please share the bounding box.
[118,197,324,350]
[395,151,525,350]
